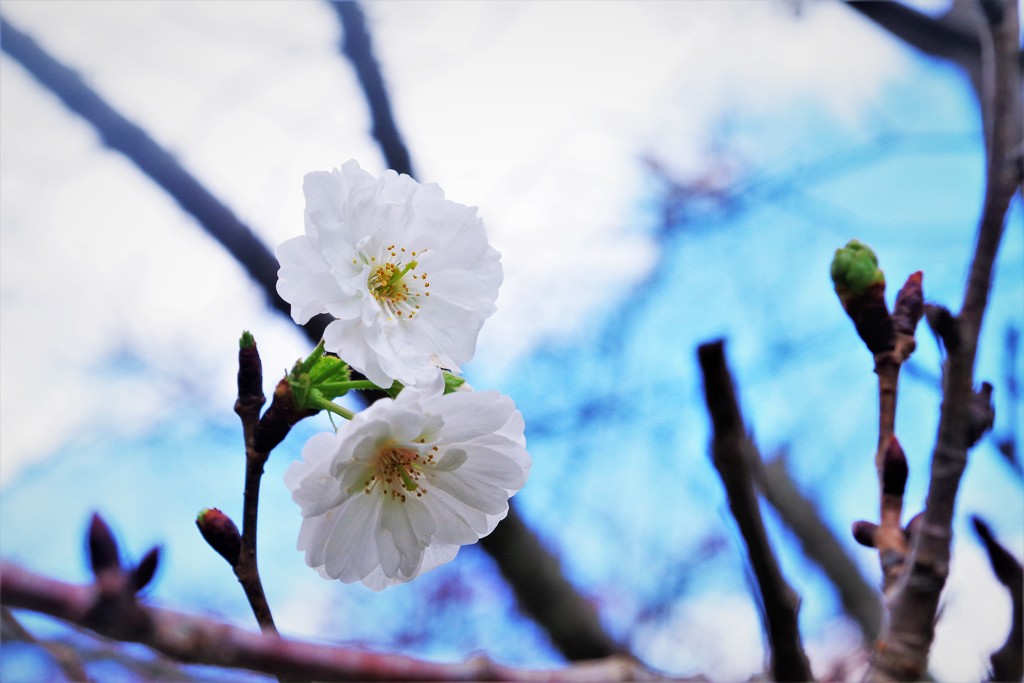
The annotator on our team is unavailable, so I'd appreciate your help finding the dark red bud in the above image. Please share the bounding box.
[893,271,924,337]
[236,333,265,416]
[196,508,241,566]
[852,520,878,548]
[88,513,121,576]
[882,436,909,497]
[849,284,895,354]
[131,546,161,592]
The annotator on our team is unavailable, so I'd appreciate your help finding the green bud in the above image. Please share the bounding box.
[831,239,885,303]
[239,330,255,350]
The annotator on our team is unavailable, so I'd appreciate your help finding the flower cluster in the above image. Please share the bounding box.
[276,161,529,588]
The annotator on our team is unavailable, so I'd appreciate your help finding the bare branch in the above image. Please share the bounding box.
[0,562,685,682]
[874,1,1022,678]
[697,340,812,682]
[478,505,626,661]
[329,0,414,177]
[971,517,1023,682]
[758,454,883,643]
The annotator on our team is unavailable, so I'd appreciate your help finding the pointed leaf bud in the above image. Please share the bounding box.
[88,513,121,576]
[882,436,909,497]
[236,330,265,416]
[131,546,161,593]
[852,520,878,548]
[892,271,924,337]
[830,240,894,353]
[196,508,241,566]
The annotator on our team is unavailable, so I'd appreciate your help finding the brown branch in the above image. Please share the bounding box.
[478,505,625,661]
[330,0,414,178]
[874,1,1022,679]
[697,340,812,682]
[757,454,883,643]
[2,606,91,682]
[0,562,685,682]
[971,517,1023,682]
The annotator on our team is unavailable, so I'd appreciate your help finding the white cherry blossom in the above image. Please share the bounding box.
[284,374,530,590]
[276,160,502,388]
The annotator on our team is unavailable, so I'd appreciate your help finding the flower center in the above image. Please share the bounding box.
[360,443,439,503]
[364,245,431,320]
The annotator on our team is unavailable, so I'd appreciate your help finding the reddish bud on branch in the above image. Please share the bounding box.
[132,547,161,593]
[852,521,878,548]
[892,271,924,338]
[882,436,909,497]
[236,331,265,417]
[88,513,121,577]
[196,508,241,567]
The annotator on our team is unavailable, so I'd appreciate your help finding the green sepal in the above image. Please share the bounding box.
[443,372,466,394]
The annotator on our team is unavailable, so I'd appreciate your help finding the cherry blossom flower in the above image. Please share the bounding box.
[284,374,530,590]
[276,160,502,388]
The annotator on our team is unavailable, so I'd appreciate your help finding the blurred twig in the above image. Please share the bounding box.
[873,0,1023,679]
[697,340,812,682]
[971,517,1023,682]
[0,561,686,682]
[756,453,883,643]
[330,0,414,177]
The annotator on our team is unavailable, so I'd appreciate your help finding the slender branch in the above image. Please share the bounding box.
[697,340,812,682]
[330,0,414,177]
[0,562,684,682]
[478,505,625,661]
[971,517,1023,682]
[757,454,883,643]
[875,1,1022,679]
[2,606,91,681]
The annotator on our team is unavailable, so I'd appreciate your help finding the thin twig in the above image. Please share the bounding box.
[1,606,92,682]
[231,337,278,635]
[874,1,1022,679]
[697,340,812,682]
[330,0,414,177]
[0,562,685,682]
[757,454,883,643]
[971,517,1023,682]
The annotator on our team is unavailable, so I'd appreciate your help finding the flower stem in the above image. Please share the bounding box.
[309,395,356,421]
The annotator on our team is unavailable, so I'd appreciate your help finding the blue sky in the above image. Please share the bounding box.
[1,2,1021,680]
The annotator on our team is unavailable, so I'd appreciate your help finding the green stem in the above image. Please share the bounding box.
[315,380,381,393]
[309,395,356,420]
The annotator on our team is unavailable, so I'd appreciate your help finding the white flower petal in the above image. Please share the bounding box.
[277,159,503,388]
[285,377,530,589]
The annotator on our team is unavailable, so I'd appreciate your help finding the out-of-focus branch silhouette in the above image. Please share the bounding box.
[872,0,1022,679]
[330,1,414,178]
[697,340,812,682]
[756,452,883,643]
[0,13,334,347]
[0,561,678,682]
